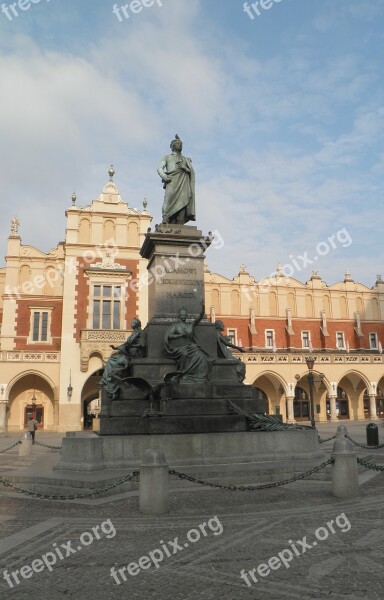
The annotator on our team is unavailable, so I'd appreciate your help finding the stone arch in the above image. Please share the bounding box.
[6,371,56,432]
[305,294,313,318]
[293,369,329,422]
[44,266,61,295]
[19,265,31,286]
[103,219,115,244]
[339,296,347,318]
[337,370,371,420]
[128,222,140,247]
[323,294,331,318]
[356,296,364,316]
[269,291,277,316]
[287,292,296,317]
[251,370,288,417]
[231,289,240,314]
[212,289,220,313]
[81,368,103,430]
[79,218,91,244]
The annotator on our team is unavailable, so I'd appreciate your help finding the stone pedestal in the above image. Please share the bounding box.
[55,429,324,474]
[140,224,211,320]
[139,449,169,515]
[100,224,266,436]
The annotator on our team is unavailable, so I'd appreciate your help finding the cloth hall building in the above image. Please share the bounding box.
[1,170,384,432]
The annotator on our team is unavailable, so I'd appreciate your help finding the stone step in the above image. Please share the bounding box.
[100,414,248,435]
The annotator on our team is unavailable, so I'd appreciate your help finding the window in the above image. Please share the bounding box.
[265,329,274,349]
[28,308,53,344]
[92,285,122,329]
[301,331,310,349]
[369,332,378,349]
[227,329,237,345]
[336,332,345,349]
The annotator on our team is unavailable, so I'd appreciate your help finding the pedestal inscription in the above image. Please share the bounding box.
[140,224,212,320]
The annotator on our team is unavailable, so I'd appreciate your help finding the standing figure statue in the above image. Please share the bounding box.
[164,302,211,383]
[11,216,20,235]
[215,320,246,382]
[157,134,195,224]
[99,318,145,400]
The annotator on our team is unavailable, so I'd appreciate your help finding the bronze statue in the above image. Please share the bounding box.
[99,318,145,400]
[164,302,211,383]
[157,134,195,224]
[215,320,246,382]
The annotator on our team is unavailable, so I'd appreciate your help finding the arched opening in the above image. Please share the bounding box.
[335,372,370,420]
[252,372,286,419]
[81,369,103,430]
[7,372,55,432]
[293,371,328,422]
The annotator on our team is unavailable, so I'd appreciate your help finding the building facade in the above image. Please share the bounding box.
[1,171,384,431]
[204,266,384,423]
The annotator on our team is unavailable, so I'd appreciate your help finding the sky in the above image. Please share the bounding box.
[0,0,383,287]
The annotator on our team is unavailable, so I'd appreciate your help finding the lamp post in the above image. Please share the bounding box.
[31,375,37,408]
[67,370,73,401]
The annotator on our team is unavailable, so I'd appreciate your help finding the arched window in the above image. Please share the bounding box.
[269,291,277,315]
[79,219,91,244]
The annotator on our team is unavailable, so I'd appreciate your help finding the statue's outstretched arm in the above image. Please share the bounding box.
[193,301,205,328]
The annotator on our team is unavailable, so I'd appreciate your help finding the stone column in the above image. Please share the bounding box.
[286,396,295,424]
[329,395,338,422]
[369,395,379,420]
[0,401,7,433]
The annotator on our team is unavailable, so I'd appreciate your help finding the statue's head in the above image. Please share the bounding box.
[215,320,224,331]
[178,308,188,321]
[131,318,141,329]
[170,134,182,152]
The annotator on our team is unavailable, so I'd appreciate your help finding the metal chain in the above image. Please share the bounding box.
[0,471,140,500]
[345,434,384,450]
[0,441,22,454]
[34,442,62,450]
[169,459,333,491]
[357,457,384,471]
[318,435,336,444]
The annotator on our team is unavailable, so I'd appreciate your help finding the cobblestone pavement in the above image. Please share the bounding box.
[0,424,384,599]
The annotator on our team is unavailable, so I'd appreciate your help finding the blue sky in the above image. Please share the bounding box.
[0,0,383,287]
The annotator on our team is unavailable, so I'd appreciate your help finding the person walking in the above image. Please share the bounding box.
[27,416,39,444]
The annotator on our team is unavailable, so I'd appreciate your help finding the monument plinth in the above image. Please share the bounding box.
[140,224,210,321]
[98,220,265,435]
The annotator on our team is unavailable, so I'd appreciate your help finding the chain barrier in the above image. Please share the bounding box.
[345,434,384,450]
[318,435,336,444]
[0,441,21,454]
[34,442,62,450]
[169,459,333,491]
[0,471,140,500]
[357,457,384,472]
